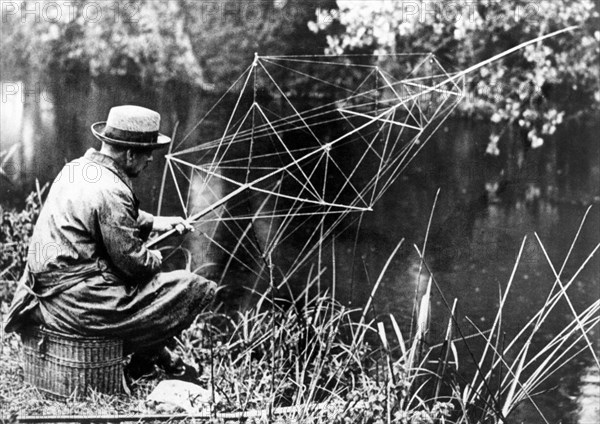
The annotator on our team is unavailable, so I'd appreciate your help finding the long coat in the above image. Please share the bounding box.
[5,149,215,353]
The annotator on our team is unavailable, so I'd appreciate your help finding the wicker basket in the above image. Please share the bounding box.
[21,326,124,399]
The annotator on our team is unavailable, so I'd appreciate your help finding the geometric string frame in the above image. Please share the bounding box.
[160,54,463,286]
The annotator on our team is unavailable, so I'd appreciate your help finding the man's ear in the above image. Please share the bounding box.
[126,149,134,162]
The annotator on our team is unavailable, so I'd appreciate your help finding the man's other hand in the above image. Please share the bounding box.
[152,216,194,234]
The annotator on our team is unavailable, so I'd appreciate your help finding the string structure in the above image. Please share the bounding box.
[159,53,463,294]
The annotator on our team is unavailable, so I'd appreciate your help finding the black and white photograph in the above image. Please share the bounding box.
[0,1,598,423]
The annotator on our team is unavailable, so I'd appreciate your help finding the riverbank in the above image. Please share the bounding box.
[1,194,598,423]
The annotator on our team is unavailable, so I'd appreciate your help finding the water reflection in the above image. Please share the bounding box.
[577,366,600,424]
[182,168,226,274]
[1,81,56,188]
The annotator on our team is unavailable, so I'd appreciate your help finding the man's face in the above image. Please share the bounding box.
[125,149,153,177]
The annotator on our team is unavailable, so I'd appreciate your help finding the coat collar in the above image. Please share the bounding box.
[83,148,133,191]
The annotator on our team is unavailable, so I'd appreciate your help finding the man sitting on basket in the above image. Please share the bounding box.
[4,105,217,379]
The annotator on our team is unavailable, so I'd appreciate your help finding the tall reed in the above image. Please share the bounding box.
[175,220,599,423]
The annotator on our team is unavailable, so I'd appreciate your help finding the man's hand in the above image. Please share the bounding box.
[149,249,163,263]
[152,216,195,234]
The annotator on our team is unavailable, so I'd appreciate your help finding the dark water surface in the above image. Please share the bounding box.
[1,72,599,423]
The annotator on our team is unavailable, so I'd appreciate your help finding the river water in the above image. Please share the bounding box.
[1,72,598,423]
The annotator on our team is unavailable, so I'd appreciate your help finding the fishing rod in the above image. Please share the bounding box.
[146,182,251,248]
[146,26,579,249]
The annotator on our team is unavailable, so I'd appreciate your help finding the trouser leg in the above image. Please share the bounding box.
[121,270,217,354]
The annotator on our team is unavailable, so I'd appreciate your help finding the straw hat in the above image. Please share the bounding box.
[91,105,171,149]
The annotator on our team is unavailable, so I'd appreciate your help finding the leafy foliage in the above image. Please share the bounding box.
[311,0,600,153]
[181,0,335,91]
[0,191,42,284]
[1,0,334,88]
[2,0,206,84]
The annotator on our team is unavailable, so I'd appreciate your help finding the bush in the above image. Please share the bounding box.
[0,190,42,288]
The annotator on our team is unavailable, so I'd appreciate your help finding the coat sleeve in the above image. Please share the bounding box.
[97,188,161,280]
[137,210,154,241]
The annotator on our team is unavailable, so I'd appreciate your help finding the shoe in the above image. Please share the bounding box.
[125,352,159,381]
[156,346,185,375]
[157,346,201,383]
